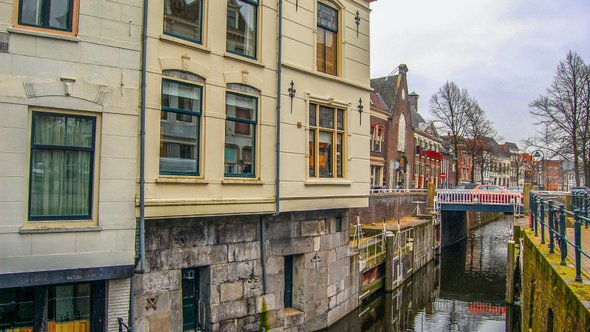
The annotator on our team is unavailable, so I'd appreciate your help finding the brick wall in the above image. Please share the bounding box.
[520,228,590,331]
[350,193,427,224]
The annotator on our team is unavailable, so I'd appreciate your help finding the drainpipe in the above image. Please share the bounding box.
[275,0,283,216]
[258,0,284,295]
[260,217,268,294]
[139,0,149,274]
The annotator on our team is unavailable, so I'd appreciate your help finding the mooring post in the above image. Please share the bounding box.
[559,204,567,266]
[548,201,555,254]
[574,209,582,282]
[505,240,515,304]
[385,233,396,291]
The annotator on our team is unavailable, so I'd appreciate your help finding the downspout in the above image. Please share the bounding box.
[275,0,283,216]
[139,0,149,274]
[259,0,284,295]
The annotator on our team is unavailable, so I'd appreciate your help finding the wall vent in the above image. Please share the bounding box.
[0,32,8,53]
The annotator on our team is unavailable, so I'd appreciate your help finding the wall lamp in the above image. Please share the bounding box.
[288,80,296,113]
[357,98,364,125]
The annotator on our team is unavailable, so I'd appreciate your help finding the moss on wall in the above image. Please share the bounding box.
[520,227,590,331]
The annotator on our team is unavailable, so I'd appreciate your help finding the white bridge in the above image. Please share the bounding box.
[436,190,523,213]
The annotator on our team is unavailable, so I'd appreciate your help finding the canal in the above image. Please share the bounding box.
[326,215,520,331]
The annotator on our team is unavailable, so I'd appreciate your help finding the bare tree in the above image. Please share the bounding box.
[430,81,473,185]
[529,51,590,186]
[462,102,497,183]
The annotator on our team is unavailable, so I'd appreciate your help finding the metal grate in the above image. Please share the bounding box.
[0,32,8,53]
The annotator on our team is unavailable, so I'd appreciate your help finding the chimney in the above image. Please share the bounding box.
[408,91,419,113]
[398,64,408,75]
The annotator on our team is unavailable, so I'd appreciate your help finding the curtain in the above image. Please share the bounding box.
[30,114,93,219]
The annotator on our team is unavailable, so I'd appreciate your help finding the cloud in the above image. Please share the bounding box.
[369,0,590,143]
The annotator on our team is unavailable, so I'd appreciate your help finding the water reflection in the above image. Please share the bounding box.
[325,216,520,332]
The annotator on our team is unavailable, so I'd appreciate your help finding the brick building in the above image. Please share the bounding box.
[371,64,415,189]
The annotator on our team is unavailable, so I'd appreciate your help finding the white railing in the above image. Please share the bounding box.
[370,188,428,194]
[436,189,522,206]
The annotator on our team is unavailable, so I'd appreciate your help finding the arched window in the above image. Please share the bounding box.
[225,84,259,177]
[398,114,406,152]
[160,70,204,176]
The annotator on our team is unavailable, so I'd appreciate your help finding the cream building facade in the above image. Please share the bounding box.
[135,0,372,330]
[0,0,141,331]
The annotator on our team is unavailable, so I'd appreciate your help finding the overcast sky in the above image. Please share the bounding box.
[370,0,590,147]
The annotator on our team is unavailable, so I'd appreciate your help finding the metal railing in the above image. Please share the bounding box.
[351,232,387,269]
[118,318,131,332]
[369,188,427,194]
[530,192,590,282]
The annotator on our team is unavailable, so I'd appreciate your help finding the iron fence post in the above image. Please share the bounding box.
[531,196,538,232]
[540,199,545,244]
[585,195,589,229]
[559,204,567,266]
[530,192,535,230]
[574,209,582,282]
[548,201,554,254]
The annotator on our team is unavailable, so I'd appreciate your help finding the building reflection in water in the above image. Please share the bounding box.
[324,216,521,332]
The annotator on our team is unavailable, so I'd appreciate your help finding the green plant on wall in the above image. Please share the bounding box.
[259,297,270,332]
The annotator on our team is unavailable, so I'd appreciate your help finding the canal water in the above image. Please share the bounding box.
[326,215,520,332]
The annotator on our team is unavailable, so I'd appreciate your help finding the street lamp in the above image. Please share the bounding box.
[452,154,458,187]
[532,150,545,190]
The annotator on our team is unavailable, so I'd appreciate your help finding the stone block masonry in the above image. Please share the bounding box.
[134,209,360,331]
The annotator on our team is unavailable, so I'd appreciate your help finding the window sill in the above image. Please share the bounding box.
[156,176,208,184]
[20,225,101,234]
[222,178,264,185]
[159,34,211,54]
[305,179,352,186]
[223,52,265,68]
[8,27,79,42]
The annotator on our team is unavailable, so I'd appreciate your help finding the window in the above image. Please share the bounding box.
[316,1,338,75]
[398,114,407,152]
[17,0,76,33]
[309,103,345,178]
[226,0,257,58]
[370,165,383,186]
[0,282,102,331]
[370,125,384,152]
[164,0,203,43]
[160,79,202,176]
[29,112,95,221]
[225,85,258,177]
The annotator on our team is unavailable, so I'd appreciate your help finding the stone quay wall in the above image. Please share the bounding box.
[520,227,590,332]
[350,192,428,224]
[134,209,359,331]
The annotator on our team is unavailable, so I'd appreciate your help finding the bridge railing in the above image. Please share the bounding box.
[436,190,522,207]
[530,192,590,282]
[369,188,427,194]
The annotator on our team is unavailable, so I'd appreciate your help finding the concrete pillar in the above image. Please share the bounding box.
[427,182,436,210]
[505,241,515,304]
[523,183,532,211]
[385,233,396,291]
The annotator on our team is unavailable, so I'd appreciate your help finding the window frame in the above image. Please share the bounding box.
[224,90,258,178]
[14,0,80,36]
[308,102,346,179]
[28,111,97,222]
[163,0,204,44]
[159,78,203,177]
[316,0,339,76]
[225,0,259,60]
